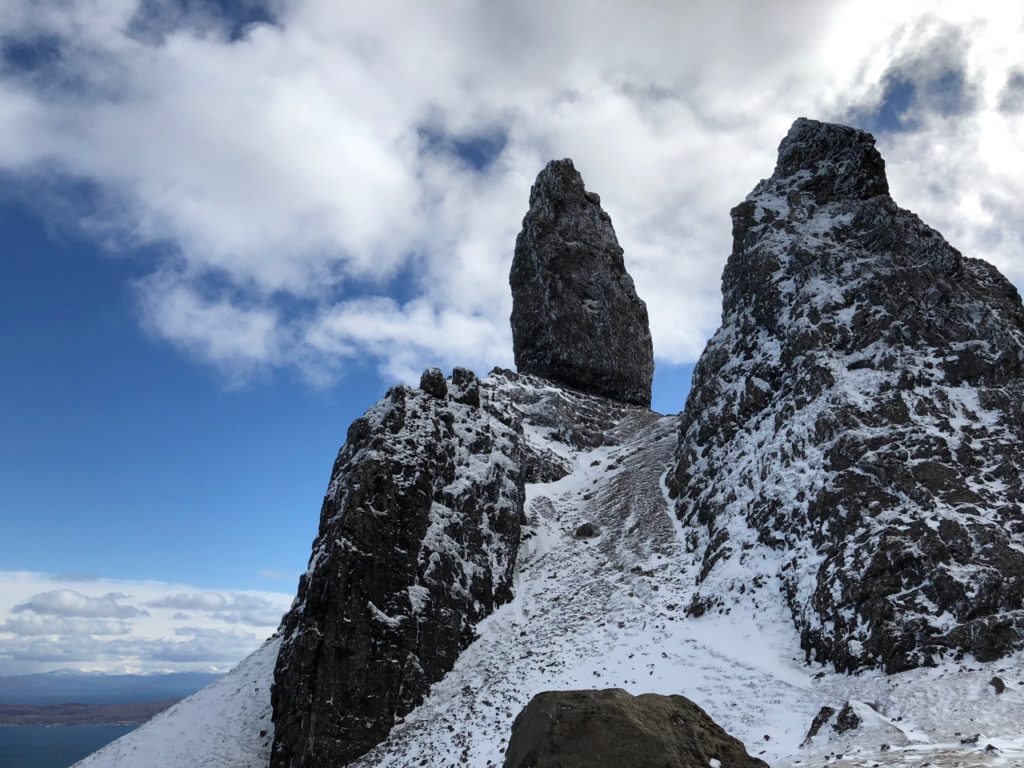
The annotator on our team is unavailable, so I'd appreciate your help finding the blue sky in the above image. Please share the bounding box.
[1,1,1022,672]
[0,195,696,590]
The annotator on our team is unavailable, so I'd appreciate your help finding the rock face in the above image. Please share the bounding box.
[502,689,769,768]
[510,159,655,407]
[269,367,642,767]
[669,117,1024,673]
[270,369,525,767]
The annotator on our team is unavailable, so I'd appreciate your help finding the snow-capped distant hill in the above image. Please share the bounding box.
[74,638,278,768]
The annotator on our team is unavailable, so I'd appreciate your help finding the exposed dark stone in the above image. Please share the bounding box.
[670,117,1024,674]
[270,384,525,767]
[450,366,481,407]
[502,689,769,768]
[989,676,1006,694]
[833,703,861,734]
[419,366,448,399]
[574,522,600,539]
[510,159,655,407]
[801,705,836,746]
[270,369,651,767]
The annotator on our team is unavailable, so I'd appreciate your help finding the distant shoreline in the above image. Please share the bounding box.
[0,700,178,727]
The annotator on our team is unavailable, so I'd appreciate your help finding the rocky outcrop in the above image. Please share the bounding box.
[510,159,655,407]
[270,369,525,767]
[669,117,1024,673]
[269,367,644,767]
[502,689,769,768]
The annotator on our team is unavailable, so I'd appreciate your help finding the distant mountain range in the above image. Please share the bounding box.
[0,670,221,706]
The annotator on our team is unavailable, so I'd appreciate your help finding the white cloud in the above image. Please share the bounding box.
[1,1,1022,387]
[0,572,292,674]
[1,615,132,636]
[12,589,148,619]
[146,591,288,626]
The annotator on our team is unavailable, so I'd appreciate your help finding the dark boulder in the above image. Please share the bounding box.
[510,159,655,407]
[801,706,836,746]
[503,689,768,768]
[670,117,1024,673]
[833,703,861,734]
[574,522,600,539]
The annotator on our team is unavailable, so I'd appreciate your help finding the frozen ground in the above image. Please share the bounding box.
[76,404,1024,768]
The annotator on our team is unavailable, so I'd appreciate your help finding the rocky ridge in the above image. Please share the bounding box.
[71,122,1024,768]
[669,117,1024,673]
[269,367,641,767]
[510,159,655,407]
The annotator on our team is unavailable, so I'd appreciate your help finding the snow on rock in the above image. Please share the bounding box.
[270,368,526,767]
[74,122,1024,768]
[668,117,1024,674]
[73,636,280,768]
[74,366,1024,768]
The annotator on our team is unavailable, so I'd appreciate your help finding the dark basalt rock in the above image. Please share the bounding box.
[801,706,836,746]
[574,522,600,539]
[833,703,861,734]
[269,368,648,767]
[270,379,525,767]
[669,117,1024,673]
[510,159,655,407]
[503,689,769,768]
[419,366,448,398]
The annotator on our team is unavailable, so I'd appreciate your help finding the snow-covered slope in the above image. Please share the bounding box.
[75,637,279,768]
[75,374,1024,767]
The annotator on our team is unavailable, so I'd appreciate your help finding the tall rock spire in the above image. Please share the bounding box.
[510,159,655,407]
[670,117,1024,673]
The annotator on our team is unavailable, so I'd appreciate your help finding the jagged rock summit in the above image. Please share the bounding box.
[510,159,655,407]
[670,117,1024,673]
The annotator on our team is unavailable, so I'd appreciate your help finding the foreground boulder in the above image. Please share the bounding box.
[510,159,655,407]
[270,370,525,767]
[670,117,1024,672]
[503,689,769,768]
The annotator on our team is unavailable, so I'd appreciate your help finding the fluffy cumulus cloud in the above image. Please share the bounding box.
[12,589,149,619]
[1,1,1022,385]
[0,572,292,674]
[146,591,290,626]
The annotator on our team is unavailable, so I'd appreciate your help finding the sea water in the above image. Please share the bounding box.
[0,724,136,768]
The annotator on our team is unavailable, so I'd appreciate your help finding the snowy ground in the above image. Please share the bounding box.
[74,637,279,768]
[76,406,1024,767]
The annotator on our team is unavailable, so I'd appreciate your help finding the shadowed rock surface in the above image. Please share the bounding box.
[502,689,769,768]
[270,369,526,767]
[269,368,643,767]
[669,117,1024,673]
[510,159,654,407]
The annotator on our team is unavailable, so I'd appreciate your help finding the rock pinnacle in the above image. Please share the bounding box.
[510,159,654,407]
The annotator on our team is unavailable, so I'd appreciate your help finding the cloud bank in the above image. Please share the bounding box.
[1,1,1022,386]
[0,572,292,674]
